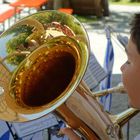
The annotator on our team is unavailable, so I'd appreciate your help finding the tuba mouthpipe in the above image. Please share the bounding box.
[93,84,125,98]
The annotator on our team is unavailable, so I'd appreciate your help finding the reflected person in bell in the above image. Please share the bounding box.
[59,13,140,140]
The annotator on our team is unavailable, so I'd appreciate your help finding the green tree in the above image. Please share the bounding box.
[6,33,30,65]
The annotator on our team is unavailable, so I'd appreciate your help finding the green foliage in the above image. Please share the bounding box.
[74,15,97,23]
[111,0,121,2]
[5,25,34,65]
[109,0,140,4]
[7,33,29,53]
[129,0,140,2]
[6,55,25,66]
[5,11,89,65]
[31,12,52,24]
[32,11,86,39]
[6,33,30,65]
[5,25,33,36]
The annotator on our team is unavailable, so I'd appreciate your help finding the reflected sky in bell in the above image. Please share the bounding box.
[0,33,16,71]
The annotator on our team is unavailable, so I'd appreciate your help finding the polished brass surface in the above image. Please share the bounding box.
[93,83,125,97]
[7,37,83,114]
[0,10,89,119]
[94,85,139,139]
[0,10,139,140]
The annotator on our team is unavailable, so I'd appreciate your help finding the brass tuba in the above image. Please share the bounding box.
[0,11,139,140]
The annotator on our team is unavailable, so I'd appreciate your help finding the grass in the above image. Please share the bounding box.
[109,0,140,5]
[74,0,140,23]
[74,15,98,23]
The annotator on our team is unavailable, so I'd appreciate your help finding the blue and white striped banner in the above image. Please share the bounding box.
[100,26,114,112]
[0,121,14,140]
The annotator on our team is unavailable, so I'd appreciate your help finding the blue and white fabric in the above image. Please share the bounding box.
[100,26,114,112]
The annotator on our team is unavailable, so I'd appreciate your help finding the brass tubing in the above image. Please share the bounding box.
[0,51,30,63]
[56,104,99,140]
[93,85,125,98]
[111,108,139,127]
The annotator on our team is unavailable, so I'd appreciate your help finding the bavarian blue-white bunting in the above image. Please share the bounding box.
[100,26,114,112]
[0,121,14,140]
